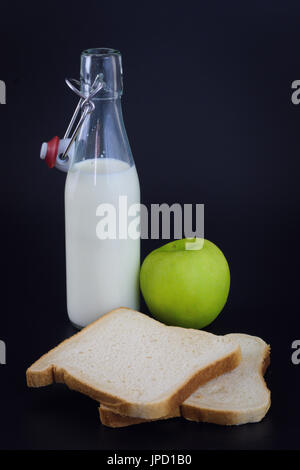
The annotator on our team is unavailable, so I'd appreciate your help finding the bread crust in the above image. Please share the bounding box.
[26,308,242,420]
[99,340,271,427]
[99,406,180,428]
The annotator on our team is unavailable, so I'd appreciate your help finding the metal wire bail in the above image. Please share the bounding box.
[60,74,104,160]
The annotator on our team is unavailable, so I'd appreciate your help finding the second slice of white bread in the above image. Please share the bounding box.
[99,333,270,426]
[181,333,270,425]
[26,308,241,419]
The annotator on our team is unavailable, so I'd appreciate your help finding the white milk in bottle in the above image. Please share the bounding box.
[64,48,140,327]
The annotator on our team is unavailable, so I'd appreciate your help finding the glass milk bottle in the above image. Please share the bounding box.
[64,48,140,328]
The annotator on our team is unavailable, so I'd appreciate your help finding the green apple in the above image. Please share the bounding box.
[140,238,230,329]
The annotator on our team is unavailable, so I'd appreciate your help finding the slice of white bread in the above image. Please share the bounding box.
[99,333,270,426]
[26,308,241,420]
[182,334,270,425]
[98,409,181,428]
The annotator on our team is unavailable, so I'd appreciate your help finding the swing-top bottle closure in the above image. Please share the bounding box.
[40,48,123,172]
[40,74,104,172]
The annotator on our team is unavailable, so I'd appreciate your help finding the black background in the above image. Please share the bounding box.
[0,0,300,451]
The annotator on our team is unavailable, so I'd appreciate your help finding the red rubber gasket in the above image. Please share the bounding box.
[45,136,59,168]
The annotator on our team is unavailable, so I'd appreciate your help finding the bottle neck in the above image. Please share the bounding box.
[74,96,133,166]
[71,48,133,168]
[80,48,123,100]
[90,97,127,158]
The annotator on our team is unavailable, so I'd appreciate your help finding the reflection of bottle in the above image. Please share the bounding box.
[65,48,140,328]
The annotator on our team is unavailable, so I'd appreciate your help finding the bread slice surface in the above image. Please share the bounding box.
[99,333,270,426]
[26,308,241,419]
[182,333,270,425]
